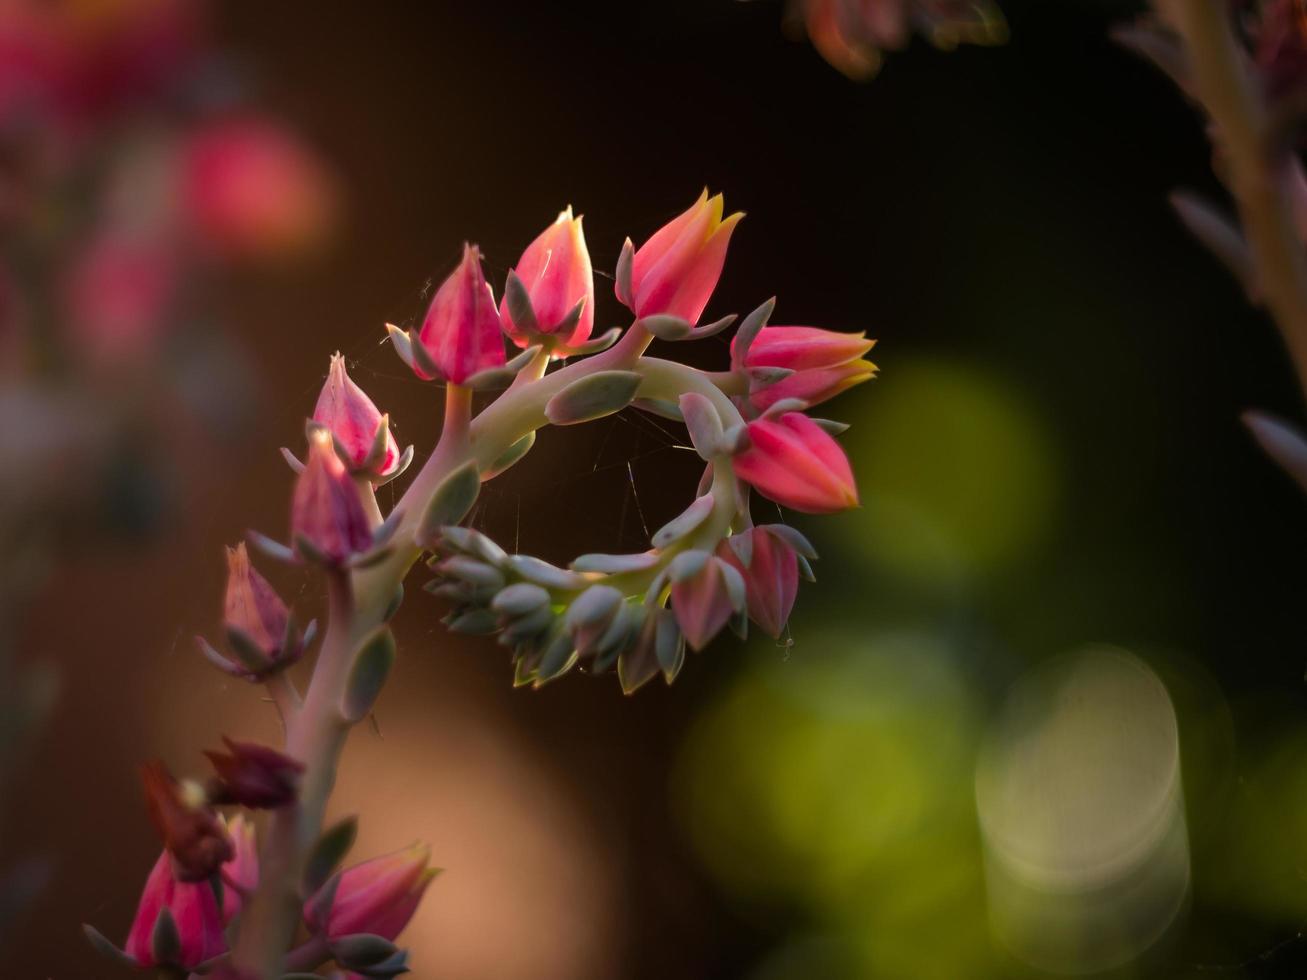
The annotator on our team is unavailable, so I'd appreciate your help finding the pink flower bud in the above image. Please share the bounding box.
[220,814,258,924]
[290,430,373,563]
[670,555,737,652]
[733,412,859,514]
[181,116,337,260]
[141,760,232,882]
[124,850,227,968]
[501,207,594,350]
[741,325,876,411]
[313,352,400,478]
[224,541,289,658]
[415,243,506,384]
[716,528,800,639]
[306,842,437,942]
[204,737,304,809]
[626,190,743,324]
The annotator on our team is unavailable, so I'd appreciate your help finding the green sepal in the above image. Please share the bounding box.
[341,627,397,723]
[82,924,136,967]
[483,431,536,480]
[679,392,725,460]
[560,325,621,357]
[151,905,182,966]
[385,323,416,372]
[225,625,272,673]
[544,370,641,425]
[303,815,358,894]
[729,297,776,372]
[571,551,660,574]
[630,397,684,422]
[329,932,401,970]
[652,496,714,549]
[504,269,539,335]
[415,460,480,548]
[615,238,634,307]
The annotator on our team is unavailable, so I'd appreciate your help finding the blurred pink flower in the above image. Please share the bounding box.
[64,228,179,362]
[798,0,1005,80]
[220,814,258,924]
[290,430,373,564]
[224,541,290,660]
[181,115,337,260]
[123,849,226,968]
[305,842,438,942]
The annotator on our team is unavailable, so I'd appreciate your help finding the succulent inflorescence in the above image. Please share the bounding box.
[88,190,877,978]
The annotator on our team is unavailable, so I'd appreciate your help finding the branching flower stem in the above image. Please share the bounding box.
[228,319,750,976]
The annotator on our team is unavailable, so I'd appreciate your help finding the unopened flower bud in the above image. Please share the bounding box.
[123,850,226,968]
[501,207,594,351]
[291,430,373,563]
[305,842,437,942]
[141,760,232,882]
[732,412,859,514]
[414,243,506,384]
[221,814,259,924]
[715,527,800,639]
[205,737,304,809]
[669,552,743,651]
[224,541,289,658]
[738,324,876,411]
[313,352,401,479]
[625,190,742,324]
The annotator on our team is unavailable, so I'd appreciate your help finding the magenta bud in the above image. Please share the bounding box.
[221,814,259,924]
[626,190,743,325]
[415,243,506,384]
[501,207,594,351]
[732,412,859,514]
[205,737,304,809]
[670,554,739,652]
[716,527,800,639]
[141,760,233,883]
[123,850,227,969]
[313,352,401,479]
[305,842,437,942]
[224,541,290,658]
[290,430,373,564]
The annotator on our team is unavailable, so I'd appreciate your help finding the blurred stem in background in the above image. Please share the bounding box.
[1125,0,1307,492]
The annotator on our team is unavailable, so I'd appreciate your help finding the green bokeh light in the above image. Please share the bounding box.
[844,357,1059,588]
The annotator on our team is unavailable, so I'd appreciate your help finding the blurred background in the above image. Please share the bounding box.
[4,0,1307,977]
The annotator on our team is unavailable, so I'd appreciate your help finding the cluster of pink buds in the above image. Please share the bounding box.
[794,0,1007,79]
[90,187,874,976]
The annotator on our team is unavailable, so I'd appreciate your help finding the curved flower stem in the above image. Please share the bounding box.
[1165,0,1307,402]
[228,324,727,976]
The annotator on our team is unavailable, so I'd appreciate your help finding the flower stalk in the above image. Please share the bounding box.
[94,191,875,977]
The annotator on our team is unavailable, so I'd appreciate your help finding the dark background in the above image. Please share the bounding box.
[8,0,1307,976]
